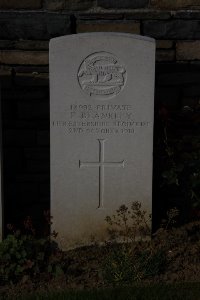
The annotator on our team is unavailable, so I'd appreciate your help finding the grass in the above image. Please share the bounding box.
[3,282,200,300]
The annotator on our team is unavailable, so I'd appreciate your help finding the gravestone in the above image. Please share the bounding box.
[50,33,155,249]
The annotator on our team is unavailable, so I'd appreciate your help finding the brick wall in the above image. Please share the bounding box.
[0,0,200,232]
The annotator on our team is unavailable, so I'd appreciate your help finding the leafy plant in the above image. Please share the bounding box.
[0,214,67,285]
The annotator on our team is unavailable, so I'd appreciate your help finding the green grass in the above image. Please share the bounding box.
[4,282,200,300]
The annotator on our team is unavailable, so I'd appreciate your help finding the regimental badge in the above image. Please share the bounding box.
[78,52,127,100]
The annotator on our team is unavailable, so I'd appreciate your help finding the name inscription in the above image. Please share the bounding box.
[52,104,150,135]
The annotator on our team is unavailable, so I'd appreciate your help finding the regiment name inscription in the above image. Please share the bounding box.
[52,103,150,135]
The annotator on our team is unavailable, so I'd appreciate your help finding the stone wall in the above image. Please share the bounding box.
[0,0,200,232]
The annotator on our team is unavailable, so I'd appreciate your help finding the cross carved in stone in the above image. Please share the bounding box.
[79,139,125,209]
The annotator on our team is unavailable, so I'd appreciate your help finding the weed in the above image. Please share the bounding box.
[103,202,168,284]
[105,201,151,243]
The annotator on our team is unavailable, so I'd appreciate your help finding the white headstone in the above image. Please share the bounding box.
[50,33,155,249]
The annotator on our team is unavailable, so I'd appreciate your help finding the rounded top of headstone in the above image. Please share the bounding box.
[50,33,155,46]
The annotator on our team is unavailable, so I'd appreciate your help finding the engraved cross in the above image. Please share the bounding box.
[79,139,125,209]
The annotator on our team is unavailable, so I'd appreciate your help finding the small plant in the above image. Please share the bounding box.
[103,202,168,285]
[105,201,151,243]
[103,243,142,284]
[0,213,67,285]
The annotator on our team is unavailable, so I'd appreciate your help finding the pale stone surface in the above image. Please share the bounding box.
[50,33,155,249]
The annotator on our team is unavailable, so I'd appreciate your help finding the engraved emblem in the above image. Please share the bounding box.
[78,52,127,100]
